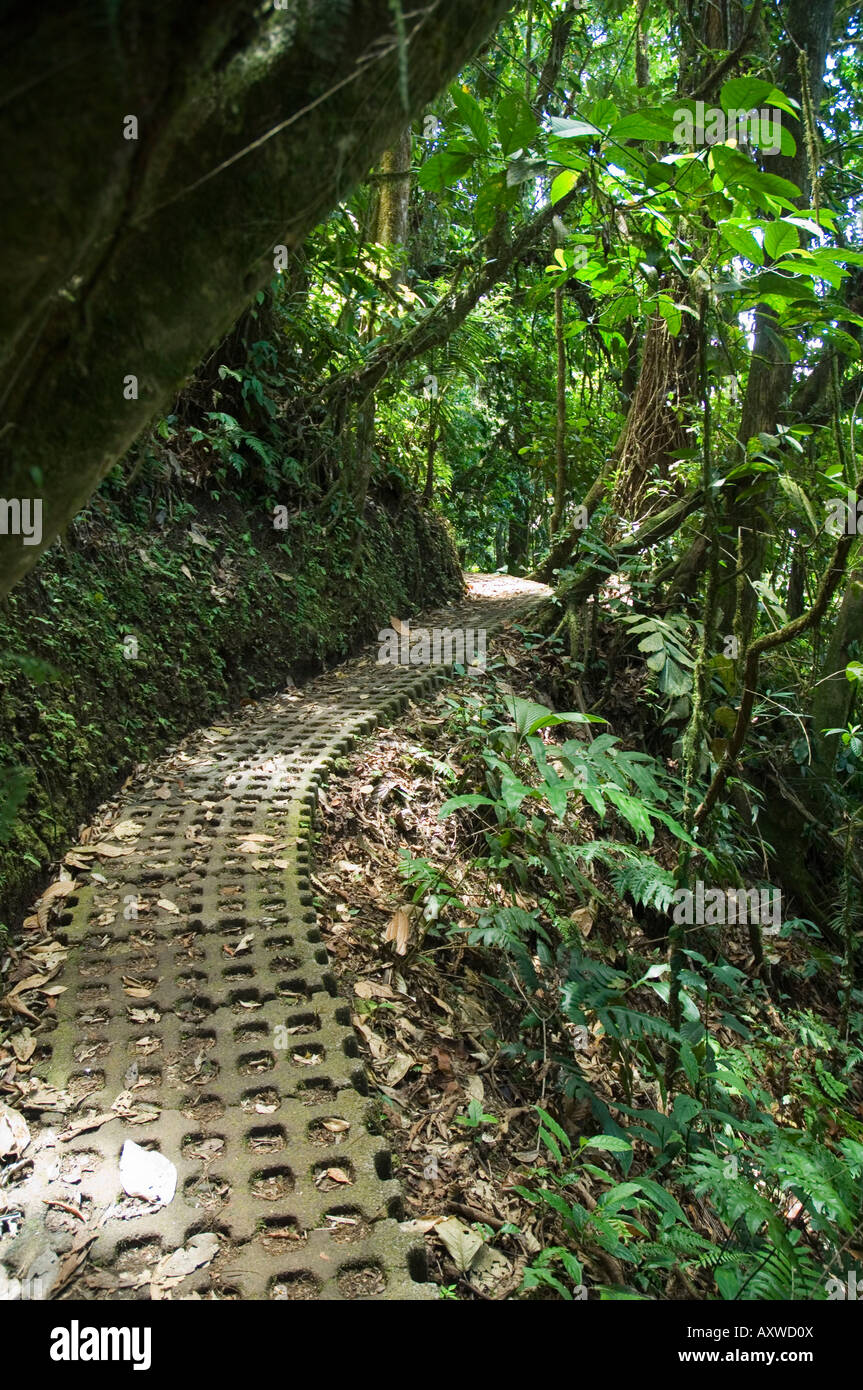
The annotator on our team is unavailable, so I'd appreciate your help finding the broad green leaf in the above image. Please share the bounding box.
[764,219,799,260]
[720,77,794,114]
[549,116,601,140]
[501,767,534,812]
[438,794,495,818]
[657,296,682,335]
[526,710,606,735]
[450,84,490,150]
[710,145,800,206]
[777,475,817,531]
[418,146,476,191]
[496,90,539,157]
[550,167,579,205]
[660,658,694,697]
[540,765,569,819]
[580,1134,633,1154]
[474,174,510,234]
[720,223,763,265]
[588,98,619,128]
[610,109,678,142]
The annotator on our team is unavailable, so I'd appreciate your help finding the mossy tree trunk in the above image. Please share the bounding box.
[811,568,863,764]
[353,126,413,513]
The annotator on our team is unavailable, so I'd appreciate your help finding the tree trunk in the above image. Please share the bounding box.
[353,126,413,513]
[811,568,863,763]
[719,0,835,639]
[611,304,700,521]
[549,278,567,538]
[423,394,440,504]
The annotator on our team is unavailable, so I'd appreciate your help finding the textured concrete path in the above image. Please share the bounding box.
[3,575,548,1300]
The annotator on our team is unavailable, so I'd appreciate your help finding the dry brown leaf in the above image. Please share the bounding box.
[110,819,143,841]
[52,1233,97,1297]
[1,994,39,1020]
[224,932,254,956]
[156,899,180,915]
[384,906,412,956]
[351,1017,388,1061]
[435,1216,484,1273]
[315,1167,351,1187]
[151,1233,219,1300]
[0,1102,30,1157]
[571,906,594,937]
[354,979,399,1001]
[123,977,154,999]
[35,878,76,929]
[11,1030,36,1063]
[7,972,55,997]
[64,848,94,866]
[384,1052,415,1086]
[188,524,215,550]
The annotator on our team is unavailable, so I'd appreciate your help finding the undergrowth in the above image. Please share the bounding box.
[394,644,863,1300]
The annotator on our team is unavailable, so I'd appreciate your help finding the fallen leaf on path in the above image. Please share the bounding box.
[119,1139,177,1204]
[110,820,144,841]
[128,1007,161,1024]
[151,1233,219,1300]
[43,1198,87,1223]
[0,1102,30,1157]
[188,524,215,550]
[224,932,254,955]
[36,879,76,928]
[53,1233,97,1297]
[11,1030,36,1063]
[123,977,155,998]
[315,1167,352,1187]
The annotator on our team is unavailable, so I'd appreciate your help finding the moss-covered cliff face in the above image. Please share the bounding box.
[0,489,462,926]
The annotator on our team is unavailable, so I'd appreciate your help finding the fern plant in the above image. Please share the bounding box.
[618,611,696,697]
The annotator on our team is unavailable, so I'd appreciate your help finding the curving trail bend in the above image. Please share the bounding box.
[3,575,548,1301]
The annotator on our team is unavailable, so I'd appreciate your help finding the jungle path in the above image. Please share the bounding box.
[6,574,549,1301]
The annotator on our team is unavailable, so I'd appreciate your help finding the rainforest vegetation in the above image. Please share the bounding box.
[2,0,863,1314]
